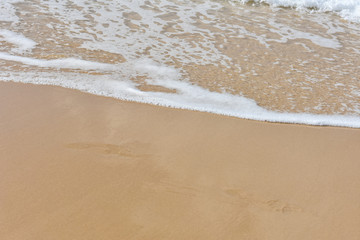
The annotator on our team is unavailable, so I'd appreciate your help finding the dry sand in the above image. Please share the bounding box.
[0,81,359,240]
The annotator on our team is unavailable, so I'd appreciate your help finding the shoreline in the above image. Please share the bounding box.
[1,81,359,239]
[2,78,360,129]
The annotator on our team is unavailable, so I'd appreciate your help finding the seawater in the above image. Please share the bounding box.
[0,0,360,128]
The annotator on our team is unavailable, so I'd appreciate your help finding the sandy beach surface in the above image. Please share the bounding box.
[0,81,359,240]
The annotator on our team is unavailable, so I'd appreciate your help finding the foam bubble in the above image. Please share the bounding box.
[0,30,37,54]
[0,0,23,22]
[0,52,117,71]
[240,0,360,22]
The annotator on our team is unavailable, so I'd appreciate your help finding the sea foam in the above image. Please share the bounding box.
[0,30,37,54]
[0,52,117,71]
[1,59,360,128]
[0,0,23,22]
[240,0,360,22]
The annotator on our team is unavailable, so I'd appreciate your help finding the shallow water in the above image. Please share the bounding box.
[1,0,360,127]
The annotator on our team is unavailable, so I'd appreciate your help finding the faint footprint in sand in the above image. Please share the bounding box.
[265,199,303,213]
[224,189,303,214]
[66,142,150,158]
[224,189,252,200]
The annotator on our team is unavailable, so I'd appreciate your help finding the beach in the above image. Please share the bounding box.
[1,81,359,239]
[1,0,360,238]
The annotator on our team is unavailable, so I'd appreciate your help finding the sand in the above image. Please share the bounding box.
[0,81,359,240]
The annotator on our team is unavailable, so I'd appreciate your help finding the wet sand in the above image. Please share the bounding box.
[0,81,359,240]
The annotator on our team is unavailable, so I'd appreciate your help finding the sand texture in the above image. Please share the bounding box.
[0,82,360,240]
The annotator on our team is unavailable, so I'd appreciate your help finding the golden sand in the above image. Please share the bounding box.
[0,82,359,239]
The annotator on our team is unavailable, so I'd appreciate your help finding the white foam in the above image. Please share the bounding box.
[0,52,117,71]
[240,0,360,22]
[0,0,23,22]
[0,30,37,54]
[1,60,359,129]
[265,19,342,49]
[37,0,232,67]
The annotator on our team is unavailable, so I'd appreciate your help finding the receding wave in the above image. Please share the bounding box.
[1,0,360,128]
